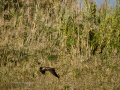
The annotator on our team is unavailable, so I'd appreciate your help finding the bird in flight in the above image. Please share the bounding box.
[40,67,59,78]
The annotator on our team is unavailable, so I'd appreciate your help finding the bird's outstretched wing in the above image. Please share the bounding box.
[48,68,59,78]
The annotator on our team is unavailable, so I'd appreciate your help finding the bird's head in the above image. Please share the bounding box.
[40,67,43,70]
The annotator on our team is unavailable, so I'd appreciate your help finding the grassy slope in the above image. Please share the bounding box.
[0,0,120,90]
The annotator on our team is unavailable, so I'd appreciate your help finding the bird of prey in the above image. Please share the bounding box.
[40,67,59,78]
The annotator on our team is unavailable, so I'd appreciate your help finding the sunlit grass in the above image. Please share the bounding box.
[0,0,120,90]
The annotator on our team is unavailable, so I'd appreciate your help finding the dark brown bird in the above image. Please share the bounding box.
[40,67,59,78]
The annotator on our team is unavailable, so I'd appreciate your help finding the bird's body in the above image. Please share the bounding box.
[40,67,59,78]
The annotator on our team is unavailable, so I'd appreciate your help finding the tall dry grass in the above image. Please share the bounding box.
[0,0,120,90]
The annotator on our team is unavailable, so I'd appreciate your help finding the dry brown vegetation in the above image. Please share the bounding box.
[0,0,120,90]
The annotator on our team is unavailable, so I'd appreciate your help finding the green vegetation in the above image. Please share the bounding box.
[0,0,120,89]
